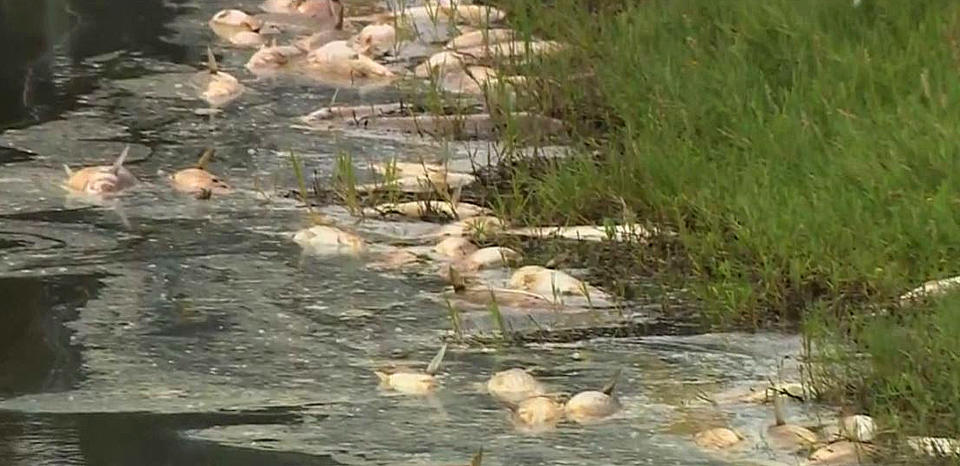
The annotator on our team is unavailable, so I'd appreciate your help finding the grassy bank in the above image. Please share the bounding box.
[490,0,960,452]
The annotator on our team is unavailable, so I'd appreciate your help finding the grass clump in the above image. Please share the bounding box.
[492,0,960,450]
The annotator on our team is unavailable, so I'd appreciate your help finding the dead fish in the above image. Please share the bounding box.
[434,237,479,260]
[450,286,555,309]
[505,224,655,242]
[192,48,245,108]
[296,0,344,28]
[366,4,444,25]
[245,42,308,76]
[446,28,517,50]
[899,275,960,305]
[293,29,352,52]
[170,148,232,197]
[382,2,504,26]
[355,24,396,57]
[457,40,564,61]
[260,0,297,13]
[370,160,446,177]
[454,246,522,272]
[436,216,504,237]
[438,3,507,26]
[307,39,358,61]
[414,50,471,78]
[906,436,960,457]
[209,9,264,38]
[840,414,877,443]
[693,427,744,450]
[367,248,422,271]
[808,441,877,465]
[565,369,622,424]
[303,40,395,80]
[63,146,138,196]
[209,9,282,47]
[507,265,603,300]
[356,173,476,194]
[510,394,565,431]
[440,66,498,94]
[487,368,545,404]
[445,267,555,309]
[765,390,818,452]
[375,344,447,395]
[357,168,476,195]
[364,200,491,219]
[293,224,365,254]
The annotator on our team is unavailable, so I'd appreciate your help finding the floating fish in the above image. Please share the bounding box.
[375,344,447,395]
[434,237,479,260]
[693,427,744,450]
[510,394,565,431]
[565,369,622,424]
[446,28,517,50]
[487,368,545,404]
[192,48,245,107]
[364,200,491,220]
[245,42,307,76]
[356,24,396,57]
[507,265,605,301]
[765,390,818,452]
[293,224,366,254]
[63,145,138,196]
[454,246,521,272]
[170,148,232,197]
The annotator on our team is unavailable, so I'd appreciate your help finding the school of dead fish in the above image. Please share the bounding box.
[52,0,960,463]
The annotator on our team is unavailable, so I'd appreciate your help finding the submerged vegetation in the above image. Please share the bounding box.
[489,0,960,453]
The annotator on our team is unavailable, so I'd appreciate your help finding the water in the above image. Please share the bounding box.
[0,1,814,465]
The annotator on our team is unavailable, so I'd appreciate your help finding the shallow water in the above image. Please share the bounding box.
[0,1,816,465]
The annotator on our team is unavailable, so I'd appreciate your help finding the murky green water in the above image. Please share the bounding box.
[0,1,817,465]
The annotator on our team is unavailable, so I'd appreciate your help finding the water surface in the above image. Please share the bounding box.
[0,1,812,465]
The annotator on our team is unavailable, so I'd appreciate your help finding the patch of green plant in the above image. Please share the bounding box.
[490,0,960,450]
[333,150,360,216]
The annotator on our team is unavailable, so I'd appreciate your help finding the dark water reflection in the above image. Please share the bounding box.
[0,410,340,466]
[0,273,102,396]
[0,0,189,129]
[0,0,342,464]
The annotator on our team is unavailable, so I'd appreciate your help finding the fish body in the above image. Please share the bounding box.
[63,146,138,196]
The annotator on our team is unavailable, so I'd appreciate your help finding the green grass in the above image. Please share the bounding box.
[489,0,960,452]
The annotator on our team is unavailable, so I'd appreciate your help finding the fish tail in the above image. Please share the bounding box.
[425,343,447,375]
[602,368,621,396]
[196,148,215,169]
[112,145,130,174]
[207,46,219,73]
[373,370,391,384]
[470,448,483,466]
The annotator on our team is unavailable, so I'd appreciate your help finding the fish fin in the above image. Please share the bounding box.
[334,0,344,30]
[374,370,391,384]
[501,399,519,412]
[207,46,219,74]
[771,388,786,426]
[425,343,447,375]
[111,145,130,174]
[196,148,215,169]
[63,164,73,177]
[449,265,466,293]
[469,448,483,466]
[601,368,621,396]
